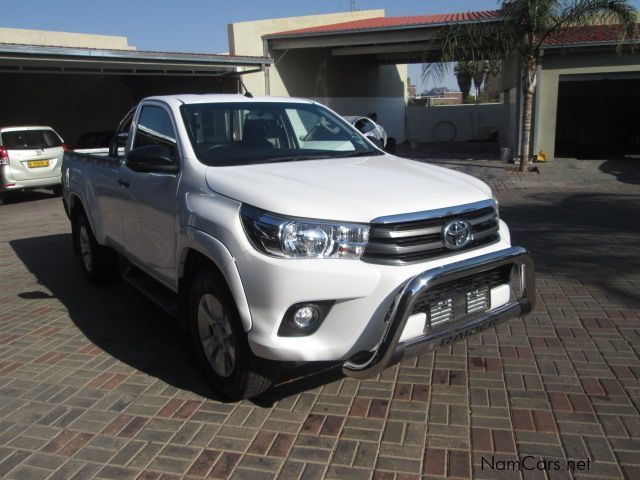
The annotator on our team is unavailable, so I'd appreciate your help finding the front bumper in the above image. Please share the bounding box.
[342,246,535,379]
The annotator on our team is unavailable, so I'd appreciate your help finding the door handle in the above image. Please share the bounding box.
[117,178,130,188]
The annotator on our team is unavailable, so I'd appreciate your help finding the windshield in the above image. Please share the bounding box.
[1,129,62,150]
[180,102,382,166]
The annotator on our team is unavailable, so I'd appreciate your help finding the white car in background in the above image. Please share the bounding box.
[0,126,67,200]
[344,115,387,149]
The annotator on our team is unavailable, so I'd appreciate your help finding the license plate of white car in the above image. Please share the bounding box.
[27,160,50,168]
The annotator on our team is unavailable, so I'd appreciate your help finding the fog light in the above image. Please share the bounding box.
[278,301,334,337]
[293,305,319,328]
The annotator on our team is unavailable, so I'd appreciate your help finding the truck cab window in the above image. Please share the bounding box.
[132,106,179,162]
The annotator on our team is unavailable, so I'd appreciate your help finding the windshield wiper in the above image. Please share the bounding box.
[264,155,334,163]
[335,151,377,158]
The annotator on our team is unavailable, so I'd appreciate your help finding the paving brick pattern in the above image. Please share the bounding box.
[0,158,638,479]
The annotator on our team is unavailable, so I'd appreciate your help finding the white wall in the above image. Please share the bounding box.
[228,10,385,96]
[312,96,406,141]
[0,27,134,50]
[406,103,503,143]
[228,11,408,142]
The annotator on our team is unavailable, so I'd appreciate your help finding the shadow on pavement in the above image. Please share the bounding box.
[501,192,640,308]
[599,158,640,185]
[11,233,221,399]
[1,189,59,205]
[10,233,342,405]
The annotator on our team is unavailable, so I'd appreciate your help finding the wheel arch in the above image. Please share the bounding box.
[178,228,252,332]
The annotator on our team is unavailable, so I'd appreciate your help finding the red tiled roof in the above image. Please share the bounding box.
[266,10,501,37]
[267,10,638,49]
[543,23,640,47]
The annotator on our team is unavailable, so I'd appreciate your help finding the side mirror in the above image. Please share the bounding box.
[109,132,127,157]
[126,145,179,173]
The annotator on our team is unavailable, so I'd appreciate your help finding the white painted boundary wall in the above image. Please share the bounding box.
[407,103,503,143]
[312,97,406,142]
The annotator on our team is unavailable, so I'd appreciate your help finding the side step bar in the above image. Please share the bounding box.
[122,266,179,317]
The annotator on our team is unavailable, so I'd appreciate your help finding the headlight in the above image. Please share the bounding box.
[240,204,369,259]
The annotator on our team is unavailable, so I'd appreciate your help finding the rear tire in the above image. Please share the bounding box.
[73,212,116,284]
[188,270,271,400]
[52,184,63,196]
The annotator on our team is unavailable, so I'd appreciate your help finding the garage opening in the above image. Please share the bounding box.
[555,73,640,158]
[0,73,239,148]
[0,43,270,150]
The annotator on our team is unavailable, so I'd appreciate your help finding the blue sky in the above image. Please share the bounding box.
[2,0,639,92]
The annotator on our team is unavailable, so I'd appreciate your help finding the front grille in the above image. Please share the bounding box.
[411,264,511,330]
[363,200,499,265]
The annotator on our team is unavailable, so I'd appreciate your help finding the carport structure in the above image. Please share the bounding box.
[262,11,500,65]
[251,10,640,159]
[0,42,271,147]
[249,11,502,143]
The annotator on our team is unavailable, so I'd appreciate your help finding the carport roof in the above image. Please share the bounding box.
[264,10,638,63]
[0,42,271,75]
[266,9,638,48]
[265,10,501,38]
[543,23,640,48]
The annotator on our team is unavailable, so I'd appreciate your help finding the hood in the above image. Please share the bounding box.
[205,154,492,223]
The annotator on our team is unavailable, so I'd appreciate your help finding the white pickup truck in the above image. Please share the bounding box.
[62,94,535,400]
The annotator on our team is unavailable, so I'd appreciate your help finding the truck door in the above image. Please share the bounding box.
[95,110,133,250]
[119,103,181,288]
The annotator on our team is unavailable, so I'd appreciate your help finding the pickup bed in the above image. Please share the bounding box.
[62,94,535,400]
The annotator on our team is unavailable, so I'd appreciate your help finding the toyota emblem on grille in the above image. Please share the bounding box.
[442,219,472,250]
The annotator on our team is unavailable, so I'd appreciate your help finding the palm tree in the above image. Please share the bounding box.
[454,62,473,99]
[471,61,489,102]
[482,60,503,102]
[455,61,488,102]
[435,0,637,171]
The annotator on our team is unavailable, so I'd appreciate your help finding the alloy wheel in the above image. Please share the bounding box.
[197,293,236,378]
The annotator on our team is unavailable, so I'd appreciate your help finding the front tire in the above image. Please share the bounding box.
[73,212,116,284]
[188,270,271,400]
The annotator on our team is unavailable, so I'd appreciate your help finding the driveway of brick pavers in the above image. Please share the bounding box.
[0,158,638,480]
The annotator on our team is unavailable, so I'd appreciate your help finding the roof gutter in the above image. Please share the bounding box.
[0,43,272,67]
[541,39,640,50]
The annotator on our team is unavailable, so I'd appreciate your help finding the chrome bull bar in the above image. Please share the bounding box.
[342,246,535,379]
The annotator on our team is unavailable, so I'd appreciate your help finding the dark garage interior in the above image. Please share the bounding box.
[555,75,640,158]
[0,73,237,148]
[0,44,270,149]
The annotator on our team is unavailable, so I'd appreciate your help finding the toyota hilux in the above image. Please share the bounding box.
[62,94,535,400]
